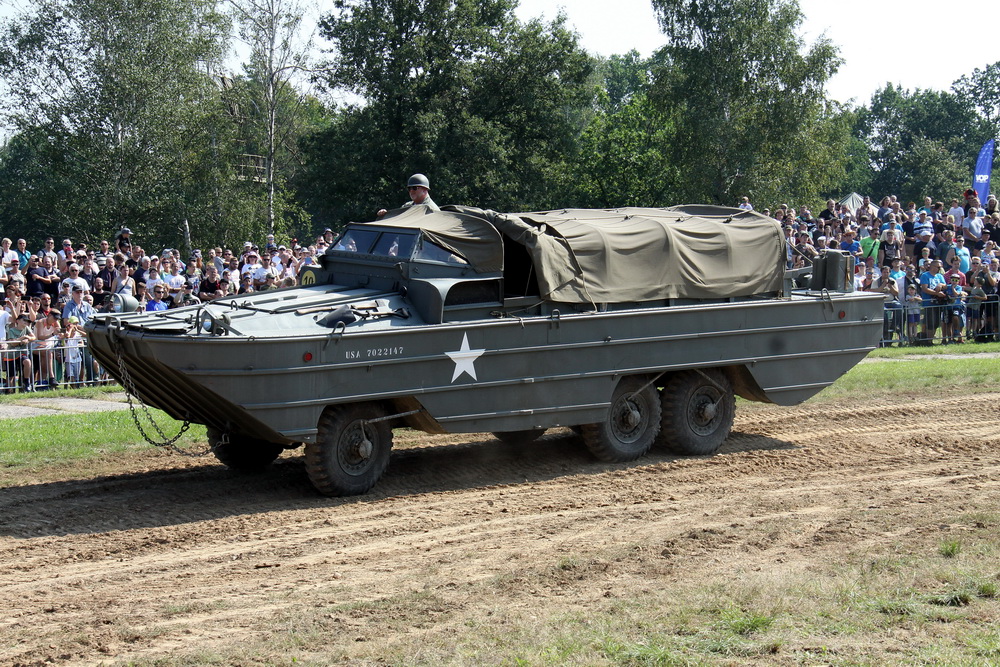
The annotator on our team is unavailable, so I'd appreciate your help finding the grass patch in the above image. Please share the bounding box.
[977,581,999,598]
[0,383,122,403]
[940,539,963,558]
[866,340,1000,358]
[1,405,206,469]
[811,355,1000,402]
[968,630,1000,658]
[599,637,688,665]
[717,605,775,636]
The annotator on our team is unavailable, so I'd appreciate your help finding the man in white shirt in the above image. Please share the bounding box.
[0,238,18,270]
[59,264,89,294]
[0,307,10,344]
[240,252,262,280]
[162,261,186,304]
[963,210,984,242]
[948,198,966,225]
[252,254,281,289]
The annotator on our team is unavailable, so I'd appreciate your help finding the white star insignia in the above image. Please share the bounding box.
[445,332,485,382]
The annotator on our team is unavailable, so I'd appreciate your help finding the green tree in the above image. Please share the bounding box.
[229,0,321,238]
[569,52,679,207]
[297,0,594,227]
[856,84,988,202]
[952,61,1000,134]
[898,137,968,202]
[0,0,259,251]
[573,92,677,207]
[648,0,844,204]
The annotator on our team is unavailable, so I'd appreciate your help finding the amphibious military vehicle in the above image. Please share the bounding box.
[86,205,883,496]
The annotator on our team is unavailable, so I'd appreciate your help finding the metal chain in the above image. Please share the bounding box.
[114,339,209,457]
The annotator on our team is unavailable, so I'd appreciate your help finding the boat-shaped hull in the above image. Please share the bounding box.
[87,288,882,445]
[87,205,883,496]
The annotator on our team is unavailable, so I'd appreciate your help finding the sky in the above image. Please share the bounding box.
[514,0,1000,105]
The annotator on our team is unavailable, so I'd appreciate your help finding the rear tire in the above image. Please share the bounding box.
[658,369,734,455]
[491,429,546,444]
[306,403,393,496]
[208,427,284,472]
[581,376,661,462]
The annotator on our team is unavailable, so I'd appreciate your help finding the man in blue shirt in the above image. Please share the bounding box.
[61,285,95,328]
[919,259,947,343]
[839,228,861,258]
[146,285,169,311]
[14,239,31,271]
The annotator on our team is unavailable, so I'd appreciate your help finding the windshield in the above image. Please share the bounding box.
[372,232,415,258]
[333,228,416,259]
[333,229,379,253]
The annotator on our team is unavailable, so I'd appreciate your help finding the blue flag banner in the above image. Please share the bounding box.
[974,139,995,205]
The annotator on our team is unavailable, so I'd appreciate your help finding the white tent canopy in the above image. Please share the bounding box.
[838,192,865,212]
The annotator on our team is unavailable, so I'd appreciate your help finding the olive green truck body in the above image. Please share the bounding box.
[87,205,882,495]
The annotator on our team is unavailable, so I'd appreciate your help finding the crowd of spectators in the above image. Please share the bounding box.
[4,191,997,391]
[0,226,338,392]
[742,189,1000,346]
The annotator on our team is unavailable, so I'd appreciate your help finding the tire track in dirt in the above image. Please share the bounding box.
[2,394,1000,665]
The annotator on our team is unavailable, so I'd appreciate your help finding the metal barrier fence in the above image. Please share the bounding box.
[0,339,113,394]
[879,298,1000,347]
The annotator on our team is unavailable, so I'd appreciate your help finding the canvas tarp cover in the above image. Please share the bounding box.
[359,204,785,303]
[499,206,785,303]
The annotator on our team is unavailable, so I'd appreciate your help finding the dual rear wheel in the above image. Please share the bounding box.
[580,370,734,462]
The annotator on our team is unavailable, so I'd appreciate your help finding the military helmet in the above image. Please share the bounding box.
[407,173,430,190]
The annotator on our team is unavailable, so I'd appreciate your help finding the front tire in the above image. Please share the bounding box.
[581,376,661,462]
[305,403,393,496]
[657,369,734,455]
[208,427,284,472]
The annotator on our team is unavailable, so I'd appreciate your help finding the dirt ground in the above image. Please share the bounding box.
[2,391,1000,666]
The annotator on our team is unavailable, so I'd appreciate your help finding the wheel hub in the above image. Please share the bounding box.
[339,421,376,471]
[689,391,721,432]
[611,396,647,442]
[357,432,373,459]
[623,400,641,430]
[698,399,718,422]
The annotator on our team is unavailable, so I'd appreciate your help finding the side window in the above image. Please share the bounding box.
[413,237,468,265]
